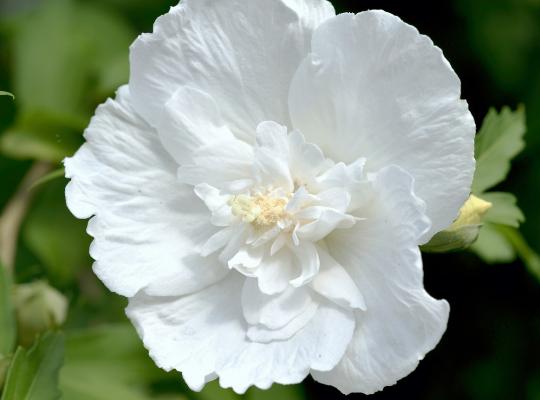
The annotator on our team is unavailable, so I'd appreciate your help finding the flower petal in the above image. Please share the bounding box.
[247,301,318,343]
[65,86,225,297]
[130,0,335,138]
[255,247,298,295]
[241,278,313,330]
[157,87,235,164]
[311,247,365,310]
[229,245,265,272]
[289,10,475,241]
[295,208,356,242]
[290,242,320,287]
[254,121,294,191]
[177,138,254,191]
[194,184,235,227]
[312,166,449,394]
[127,274,355,394]
[288,130,332,186]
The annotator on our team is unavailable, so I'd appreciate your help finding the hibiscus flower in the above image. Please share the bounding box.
[65,0,475,394]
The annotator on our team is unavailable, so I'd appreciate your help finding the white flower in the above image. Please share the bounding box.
[65,0,475,395]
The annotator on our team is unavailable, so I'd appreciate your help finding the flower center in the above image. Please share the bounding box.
[228,193,288,226]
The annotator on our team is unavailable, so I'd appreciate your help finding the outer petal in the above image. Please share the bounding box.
[311,247,365,310]
[177,138,254,191]
[156,87,236,164]
[127,275,355,394]
[313,166,449,394]
[130,0,335,140]
[241,279,313,330]
[65,86,227,297]
[289,11,475,241]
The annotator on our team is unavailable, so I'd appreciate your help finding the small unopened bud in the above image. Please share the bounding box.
[13,281,68,346]
[422,195,492,253]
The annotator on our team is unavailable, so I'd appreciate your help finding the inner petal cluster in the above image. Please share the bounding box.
[182,121,370,312]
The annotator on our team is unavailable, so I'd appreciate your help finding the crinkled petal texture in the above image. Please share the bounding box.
[289,10,475,242]
[129,0,335,142]
[311,166,449,394]
[64,86,229,298]
[66,2,470,397]
[125,164,449,394]
[127,276,355,393]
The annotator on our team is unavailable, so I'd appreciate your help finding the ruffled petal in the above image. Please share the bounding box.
[130,0,335,139]
[295,208,356,242]
[177,138,254,191]
[311,247,365,310]
[65,86,226,297]
[255,247,298,295]
[290,241,320,287]
[127,274,355,394]
[194,184,236,227]
[254,121,294,191]
[229,245,265,272]
[289,10,475,241]
[313,166,449,394]
[157,87,236,164]
[288,130,332,186]
[241,279,313,330]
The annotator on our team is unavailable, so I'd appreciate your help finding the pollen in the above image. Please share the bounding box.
[228,193,288,226]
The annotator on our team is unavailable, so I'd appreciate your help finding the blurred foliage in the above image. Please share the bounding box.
[0,0,539,399]
[1,332,64,400]
[60,324,173,400]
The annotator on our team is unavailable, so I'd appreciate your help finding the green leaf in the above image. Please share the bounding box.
[471,223,516,264]
[0,355,12,390]
[0,108,85,162]
[0,92,14,99]
[1,332,65,400]
[60,324,168,400]
[245,385,305,400]
[0,126,82,163]
[472,106,526,194]
[481,192,525,227]
[22,180,91,287]
[2,0,135,162]
[11,0,134,120]
[0,266,16,357]
[193,381,241,400]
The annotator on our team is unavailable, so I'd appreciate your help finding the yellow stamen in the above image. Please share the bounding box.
[229,194,288,226]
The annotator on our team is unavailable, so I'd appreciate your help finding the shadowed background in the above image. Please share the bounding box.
[0,0,539,399]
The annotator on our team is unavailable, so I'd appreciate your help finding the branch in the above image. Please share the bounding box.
[0,162,52,274]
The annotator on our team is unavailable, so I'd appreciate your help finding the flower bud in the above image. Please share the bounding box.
[13,281,68,346]
[422,195,492,253]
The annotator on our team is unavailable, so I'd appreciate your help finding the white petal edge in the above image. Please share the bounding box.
[64,86,226,297]
[289,10,475,242]
[129,0,335,139]
[127,274,355,394]
[313,166,448,394]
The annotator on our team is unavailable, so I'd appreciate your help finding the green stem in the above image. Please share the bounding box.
[498,225,540,282]
[0,162,52,275]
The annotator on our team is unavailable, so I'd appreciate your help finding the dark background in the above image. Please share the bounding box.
[0,1,539,399]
